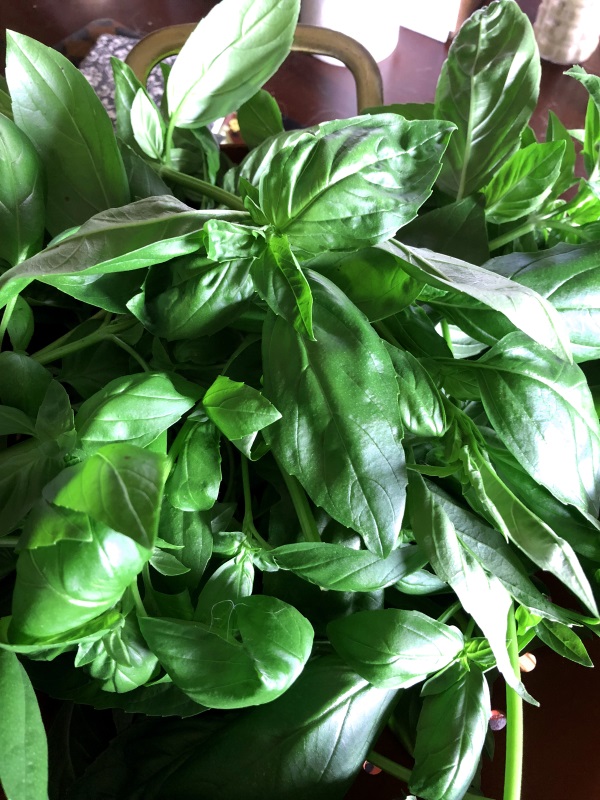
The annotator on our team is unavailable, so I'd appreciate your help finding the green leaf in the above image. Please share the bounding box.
[139,595,313,709]
[365,101,436,120]
[150,549,192,577]
[328,609,463,689]
[237,89,284,149]
[320,246,422,321]
[410,665,490,800]
[203,375,281,441]
[0,650,48,800]
[435,0,540,198]
[9,518,150,641]
[131,89,165,161]
[111,57,148,151]
[119,141,171,201]
[426,480,577,624]
[408,472,535,703]
[251,233,315,338]
[565,66,600,182]
[485,242,600,362]
[19,500,94,549]
[470,332,600,516]
[50,443,168,550]
[271,541,427,591]
[385,240,572,363]
[7,296,34,351]
[399,196,490,265]
[194,553,255,628]
[167,418,222,511]
[263,271,407,558]
[535,619,593,666]
[0,113,45,266]
[75,372,199,452]
[167,0,300,129]
[482,141,565,223]
[252,114,454,255]
[0,439,66,537]
[0,405,35,436]
[77,613,159,693]
[461,444,598,616]
[0,198,247,310]
[6,31,129,236]
[385,343,447,438]
[545,110,577,195]
[158,503,213,589]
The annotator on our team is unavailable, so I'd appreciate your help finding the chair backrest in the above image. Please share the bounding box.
[125,22,384,113]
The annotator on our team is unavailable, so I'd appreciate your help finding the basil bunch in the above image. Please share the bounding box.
[1,1,599,799]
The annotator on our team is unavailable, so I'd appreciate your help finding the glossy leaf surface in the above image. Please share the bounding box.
[263,271,407,557]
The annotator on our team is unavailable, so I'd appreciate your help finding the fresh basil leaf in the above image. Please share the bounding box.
[0,113,44,266]
[237,89,284,149]
[328,608,463,689]
[78,613,159,693]
[0,439,67,537]
[75,372,199,452]
[535,619,593,667]
[461,445,598,615]
[34,379,74,442]
[271,541,426,591]
[194,553,255,628]
[0,650,48,800]
[469,332,600,516]
[49,443,168,550]
[252,114,453,255]
[409,472,535,703]
[426,479,577,624]
[251,233,315,339]
[485,242,600,362]
[150,550,192,577]
[6,31,129,236]
[0,198,249,311]
[0,86,12,119]
[0,348,53,420]
[482,141,565,223]
[131,89,165,161]
[6,296,34,350]
[129,251,255,340]
[384,342,447,438]
[565,66,600,186]
[19,500,94,549]
[394,568,448,596]
[119,141,172,201]
[9,518,150,641]
[167,418,222,512]
[139,595,313,709]
[399,196,490,265]
[385,240,572,363]
[111,56,148,152]
[158,503,213,589]
[167,0,299,129]
[546,110,577,195]
[263,271,407,558]
[410,665,490,800]
[320,246,422,321]
[203,375,281,441]
[435,0,540,198]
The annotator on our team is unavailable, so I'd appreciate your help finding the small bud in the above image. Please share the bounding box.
[489,709,507,731]
[519,652,537,672]
[363,761,382,775]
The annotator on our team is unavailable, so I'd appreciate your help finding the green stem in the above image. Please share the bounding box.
[29,310,110,361]
[437,600,462,625]
[166,419,196,473]
[0,537,19,548]
[241,456,272,550]
[107,334,150,372]
[489,221,536,251]
[275,461,320,543]
[366,751,493,800]
[129,579,147,618]
[503,604,524,800]
[32,318,136,365]
[158,165,246,211]
[0,295,18,350]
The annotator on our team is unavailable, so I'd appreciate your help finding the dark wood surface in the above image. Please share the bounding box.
[1,2,599,799]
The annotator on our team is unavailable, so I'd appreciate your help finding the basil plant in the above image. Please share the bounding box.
[0,1,599,799]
